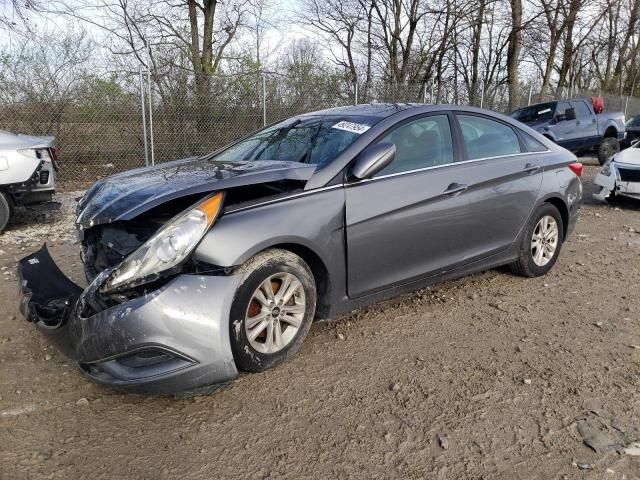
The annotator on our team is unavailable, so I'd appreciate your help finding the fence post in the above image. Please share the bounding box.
[262,75,267,127]
[527,83,533,106]
[431,79,435,103]
[139,66,149,168]
[146,68,155,166]
[354,78,358,106]
[423,83,427,103]
[626,74,638,116]
[480,80,485,108]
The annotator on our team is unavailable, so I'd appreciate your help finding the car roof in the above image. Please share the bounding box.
[299,103,421,119]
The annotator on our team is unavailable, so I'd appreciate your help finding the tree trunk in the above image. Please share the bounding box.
[507,0,522,111]
[556,0,581,94]
[469,0,486,105]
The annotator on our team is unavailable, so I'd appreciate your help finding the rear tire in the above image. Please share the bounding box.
[509,203,564,277]
[597,137,620,165]
[229,249,317,373]
[0,191,13,233]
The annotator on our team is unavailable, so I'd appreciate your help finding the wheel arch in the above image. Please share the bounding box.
[604,126,618,138]
[272,243,331,319]
[542,196,569,241]
[237,241,332,320]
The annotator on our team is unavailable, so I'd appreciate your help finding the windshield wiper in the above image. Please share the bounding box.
[293,124,323,164]
[251,119,303,161]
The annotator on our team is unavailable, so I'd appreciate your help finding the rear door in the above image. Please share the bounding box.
[452,113,545,263]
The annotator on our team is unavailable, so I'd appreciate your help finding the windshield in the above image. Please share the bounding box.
[511,102,556,123]
[209,116,377,167]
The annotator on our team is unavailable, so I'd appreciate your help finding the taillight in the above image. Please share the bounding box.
[49,146,59,172]
[568,162,583,177]
[49,146,58,162]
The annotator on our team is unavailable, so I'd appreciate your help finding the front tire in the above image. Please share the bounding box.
[229,248,317,372]
[509,203,564,277]
[597,137,620,165]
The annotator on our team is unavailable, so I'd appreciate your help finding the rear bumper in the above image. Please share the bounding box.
[18,245,240,394]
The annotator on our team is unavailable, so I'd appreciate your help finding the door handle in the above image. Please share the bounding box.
[524,163,541,174]
[576,121,581,126]
[443,183,468,195]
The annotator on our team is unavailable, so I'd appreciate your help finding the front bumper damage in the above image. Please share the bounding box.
[18,245,240,394]
[593,162,640,201]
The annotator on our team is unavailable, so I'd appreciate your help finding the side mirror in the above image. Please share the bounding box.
[565,107,576,121]
[351,143,396,180]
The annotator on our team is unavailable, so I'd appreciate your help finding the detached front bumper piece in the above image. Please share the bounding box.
[18,245,240,394]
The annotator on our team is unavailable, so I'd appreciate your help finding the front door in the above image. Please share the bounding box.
[345,113,473,297]
[552,101,578,148]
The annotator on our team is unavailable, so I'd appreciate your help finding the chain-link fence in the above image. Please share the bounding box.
[0,73,637,190]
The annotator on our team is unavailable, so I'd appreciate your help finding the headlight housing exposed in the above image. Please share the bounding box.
[100,192,224,293]
[18,148,52,161]
[601,159,612,176]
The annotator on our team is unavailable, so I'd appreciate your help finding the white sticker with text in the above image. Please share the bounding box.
[331,121,371,134]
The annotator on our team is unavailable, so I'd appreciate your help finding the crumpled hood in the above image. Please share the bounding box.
[612,147,640,166]
[76,156,317,228]
[0,130,54,150]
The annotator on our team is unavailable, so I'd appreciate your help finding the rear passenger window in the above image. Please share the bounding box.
[521,132,549,152]
[373,115,453,177]
[456,115,521,160]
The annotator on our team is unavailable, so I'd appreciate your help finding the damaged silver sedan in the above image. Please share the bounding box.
[17,104,582,394]
[593,141,640,201]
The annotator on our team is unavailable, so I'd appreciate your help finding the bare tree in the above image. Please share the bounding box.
[45,0,251,99]
[506,0,522,110]
[299,0,365,84]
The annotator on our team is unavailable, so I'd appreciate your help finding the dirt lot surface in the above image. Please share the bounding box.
[1,158,639,479]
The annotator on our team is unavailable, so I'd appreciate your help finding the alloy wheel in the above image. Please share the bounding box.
[531,215,559,267]
[244,272,306,354]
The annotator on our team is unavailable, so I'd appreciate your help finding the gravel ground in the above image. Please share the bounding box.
[1,158,639,479]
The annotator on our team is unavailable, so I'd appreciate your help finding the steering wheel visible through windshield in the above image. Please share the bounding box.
[209,117,377,167]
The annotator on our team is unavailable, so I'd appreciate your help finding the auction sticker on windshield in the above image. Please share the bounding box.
[332,121,371,134]
[538,108,552,114]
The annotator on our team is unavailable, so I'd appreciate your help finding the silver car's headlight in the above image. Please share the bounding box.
[101,192,224,293]
[18,148,52,161]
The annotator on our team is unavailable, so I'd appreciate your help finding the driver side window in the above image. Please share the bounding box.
[555,102,571,121]
[373,115,453,177]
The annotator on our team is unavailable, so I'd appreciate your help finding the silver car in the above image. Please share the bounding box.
[0,130,58,232]
[17,104,582,394]
[593,140,640,201]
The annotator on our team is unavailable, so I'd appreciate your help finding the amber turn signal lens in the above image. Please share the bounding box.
[197,192,224,225]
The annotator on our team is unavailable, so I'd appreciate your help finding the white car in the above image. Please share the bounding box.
[593,142,640,201]
[0,130,57,232]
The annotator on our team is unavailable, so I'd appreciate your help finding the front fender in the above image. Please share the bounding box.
[193,188,347,302]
